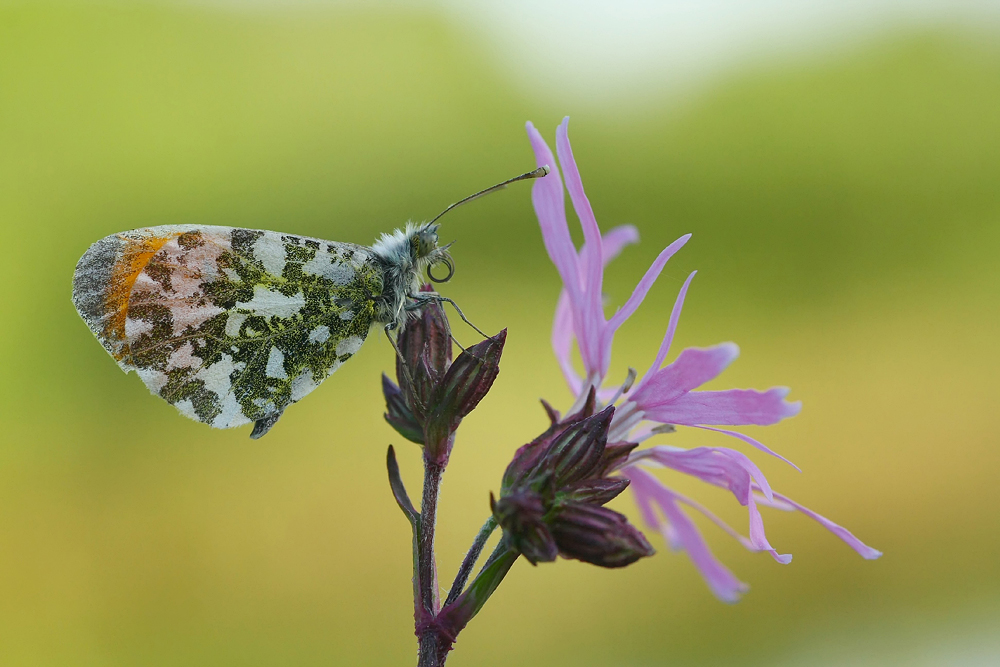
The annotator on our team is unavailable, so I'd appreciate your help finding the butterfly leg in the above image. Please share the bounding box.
[384,323,426,413]
[408,293,488,340]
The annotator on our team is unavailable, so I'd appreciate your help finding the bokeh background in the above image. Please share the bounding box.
[2,1,999,665]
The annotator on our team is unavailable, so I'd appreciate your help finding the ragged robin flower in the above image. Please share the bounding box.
[525,117,881,602]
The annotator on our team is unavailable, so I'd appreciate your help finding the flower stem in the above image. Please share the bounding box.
[444,516,498,607]
[437,541,518,637]
[418,455,445,617]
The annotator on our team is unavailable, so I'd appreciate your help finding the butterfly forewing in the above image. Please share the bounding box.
[73,225,382,435]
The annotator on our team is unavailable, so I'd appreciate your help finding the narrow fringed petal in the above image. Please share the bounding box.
[600,224,640,260]
[630,343,740,408]
[552,290,583,394]
[604,236,692,360]
[632,270,697,396]
[552,225,640,396]
[760,489,883,560]
[625,466,749,602]
[664,487,757,552]
[555,118,604,313]
[526,122,581,306]
[691,425,801,471]
[555,118,606,378]
[644,446,759,501]
[642,447,791,563]
[747,495,793,564]
[644,387,802,426]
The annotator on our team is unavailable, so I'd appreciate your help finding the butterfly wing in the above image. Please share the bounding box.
[72,225,383,437]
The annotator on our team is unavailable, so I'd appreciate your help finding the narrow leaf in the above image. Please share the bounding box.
[439,545,519,635]
[386,445,419,526]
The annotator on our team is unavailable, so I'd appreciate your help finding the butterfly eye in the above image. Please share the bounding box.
[427,255,454,283]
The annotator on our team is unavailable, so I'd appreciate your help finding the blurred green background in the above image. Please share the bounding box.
[1,2,998,665]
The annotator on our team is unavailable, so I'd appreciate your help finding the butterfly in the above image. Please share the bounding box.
[71,167,547,439]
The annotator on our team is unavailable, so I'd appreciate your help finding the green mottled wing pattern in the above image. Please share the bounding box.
[72,225,383,437]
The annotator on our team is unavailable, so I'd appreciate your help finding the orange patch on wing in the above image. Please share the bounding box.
[103,233,174,360]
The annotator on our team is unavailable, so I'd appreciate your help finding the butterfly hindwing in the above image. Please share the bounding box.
[72,225,383,436]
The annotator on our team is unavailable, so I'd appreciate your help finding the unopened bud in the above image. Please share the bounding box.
[551,501,655,568]
[491,491,557,565]
[561,477,630,506]
[396,289,452,416]
[382,373,424,445]
[536,406,614,487]
[423,329,507,457]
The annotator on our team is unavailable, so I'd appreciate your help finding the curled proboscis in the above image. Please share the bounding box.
[428,255,455,283]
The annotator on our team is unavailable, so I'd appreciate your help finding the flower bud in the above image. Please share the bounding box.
[536,405,614,487]
[385,287,506,460]
[595,442,639,477]
[423,330,506,458]
[500,433,552,496]
[395,290,452,418]
[500,405,614,495]
[560,477,630,506]
[550,501,655,568]
[382,373,423,444]
[493,401,653,570]
[491,491,558,565]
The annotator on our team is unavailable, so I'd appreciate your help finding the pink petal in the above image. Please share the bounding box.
[552,225,640,395]
[526,122,581,305]
[605,235,692,336]
[555,118,605,378]
[632,270,697,396]
[718,447,774,502]
[555,118,603,310]
[631,343,740,408]
[643,387,802,426]
[632,450,790,565]
[625,467,749,603]
[691,425,801,471]
[670,488,757,552]
[646,446,753,502]
[640,448,791,564]
[627,466,665,531]
[767,490,883,560]
[552,290,583,394]
[600,224,640,262]
[747,495,792,564]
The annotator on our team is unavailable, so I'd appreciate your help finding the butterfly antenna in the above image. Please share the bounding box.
[425,165,550,227]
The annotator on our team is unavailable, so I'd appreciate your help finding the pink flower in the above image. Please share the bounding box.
[526,117,881,602]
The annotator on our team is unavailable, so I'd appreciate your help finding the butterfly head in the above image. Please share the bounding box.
[412,223,454,283]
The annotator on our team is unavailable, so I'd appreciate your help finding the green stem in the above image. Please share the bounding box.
[444,516,498,607]
[439,542,518,635]
[418,456,444,616]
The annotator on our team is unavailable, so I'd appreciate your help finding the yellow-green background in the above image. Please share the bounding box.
[1,3,998,665]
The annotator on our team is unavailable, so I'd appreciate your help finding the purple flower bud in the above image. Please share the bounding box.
[500,405,614,495]
[385,287,506,460]
[536,405,615,487]
[395,290,452,418]
[423,330,506,459]
[560,477,631,506]
[491,404,653,569]
[539,399,561,425]
[500,433,553,495]
[491,491,558,565]
[550,501,655,568]
[382,373,424,445]
[595,442,639,477]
